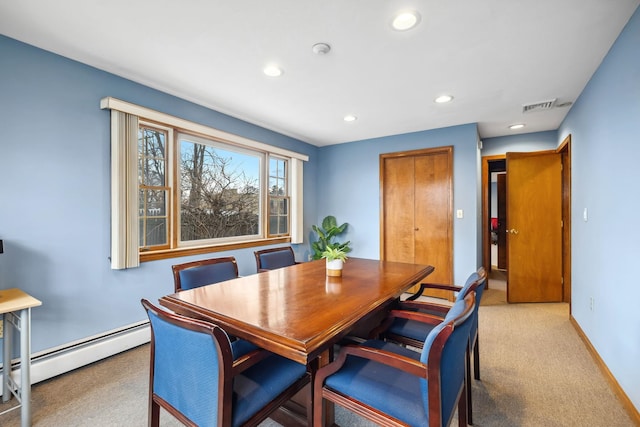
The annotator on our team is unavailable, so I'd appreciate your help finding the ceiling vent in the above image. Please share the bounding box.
[522,98,557,113]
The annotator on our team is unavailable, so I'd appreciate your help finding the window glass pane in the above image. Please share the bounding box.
[269,216,279,234]
[138,128,166,186]
[269,158,286,196]
[179,136,260,242]
[269,177,278,195]
[268,198,289,236]
[139,189,168,247]
[268,215,289,235]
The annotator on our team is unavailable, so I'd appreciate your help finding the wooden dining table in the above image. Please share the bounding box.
[159,257,434,425]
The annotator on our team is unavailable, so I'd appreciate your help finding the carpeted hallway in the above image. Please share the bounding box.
[0,272,635,426]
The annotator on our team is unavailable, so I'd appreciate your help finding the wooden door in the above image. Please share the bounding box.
[381,147,453,299]
[381,156,415,263]
[413,152,452,288]
[506,151,563,302]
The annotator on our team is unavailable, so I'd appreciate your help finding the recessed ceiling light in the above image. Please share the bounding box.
[263,64,283,77]
[392,11,421,31]
[343,114,358,122]
[434,95,454,103]
[509,124,525,130]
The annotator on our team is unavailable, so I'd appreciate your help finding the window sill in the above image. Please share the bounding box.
[139,237,292,262]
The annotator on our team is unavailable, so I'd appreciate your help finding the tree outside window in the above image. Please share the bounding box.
[179,136,262,242]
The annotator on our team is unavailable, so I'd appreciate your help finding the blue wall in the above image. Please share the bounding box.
[481,131,558,156]
[316,124,482,284]
[559,6,640,408]
[0,35,318,354]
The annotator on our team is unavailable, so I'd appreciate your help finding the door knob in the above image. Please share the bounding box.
[509,229,519,235]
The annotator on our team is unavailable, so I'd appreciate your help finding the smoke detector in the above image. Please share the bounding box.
[312,43,331,55]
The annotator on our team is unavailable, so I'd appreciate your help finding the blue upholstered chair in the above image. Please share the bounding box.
[313,292,476,427]
[171,256,239,292]
[385,267,487,374]
[375,267,487,424]
[141,299,309,427]
[254,246,298,273]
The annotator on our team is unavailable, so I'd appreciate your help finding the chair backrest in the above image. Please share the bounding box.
[420,292,475,426]
[142,298,233,427]
[469,267,487,342]
[172,257,239,292]
[254,246,296,272]
[473,266,488,304]
[455,266,487,302]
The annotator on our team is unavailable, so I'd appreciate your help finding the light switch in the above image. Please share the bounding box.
[583,208,588,222]
[456,209,464,219]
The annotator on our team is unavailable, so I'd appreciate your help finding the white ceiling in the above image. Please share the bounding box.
[1,1,638,146]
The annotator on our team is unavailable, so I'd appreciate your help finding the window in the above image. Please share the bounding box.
[177,132,263,244]
[138,125,170,250]
[103,97,307,269]
[268,157,289,237]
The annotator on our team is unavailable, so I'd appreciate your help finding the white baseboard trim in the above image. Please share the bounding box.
[0,321,150,397]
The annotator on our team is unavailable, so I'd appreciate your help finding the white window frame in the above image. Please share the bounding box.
[102,97,307,269]
[176,131,264,247]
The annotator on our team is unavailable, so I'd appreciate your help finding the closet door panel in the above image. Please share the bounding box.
[414,150,453,298]
[382,156,415,262]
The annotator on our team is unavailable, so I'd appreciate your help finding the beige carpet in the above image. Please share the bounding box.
[0,284,635,426]
[480,287,507,306]
[474,300,633,426]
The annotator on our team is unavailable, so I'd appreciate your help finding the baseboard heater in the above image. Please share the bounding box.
[0,320,150,397]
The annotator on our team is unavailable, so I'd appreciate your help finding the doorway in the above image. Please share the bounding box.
[482,155,506,290]
[481,135,572,305]
[487,159,507,273]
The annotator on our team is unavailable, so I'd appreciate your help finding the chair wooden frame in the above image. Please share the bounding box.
[395,267,486,379]
[405,267,486,303]
[171,256,239,292]
[254,246,299,273]
[313,293,475,427]
[142,299,310,427]
[373,267,487,424]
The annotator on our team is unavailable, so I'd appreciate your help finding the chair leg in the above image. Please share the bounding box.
[473,334,480,381]
[466,348,473,425]
[458,380,468,427]
[313,382,324,426]
[149,398,160,427]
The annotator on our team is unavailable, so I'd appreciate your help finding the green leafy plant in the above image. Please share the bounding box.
[321,246,349,262]
[311,215,352,260]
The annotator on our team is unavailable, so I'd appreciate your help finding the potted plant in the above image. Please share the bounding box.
[321,246,348,277]
[311,215,352,260]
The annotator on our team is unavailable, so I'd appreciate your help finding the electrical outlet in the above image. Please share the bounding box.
[589,297,594,311]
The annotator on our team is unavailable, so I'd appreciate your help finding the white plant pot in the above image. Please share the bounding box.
[326,259,344,277]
